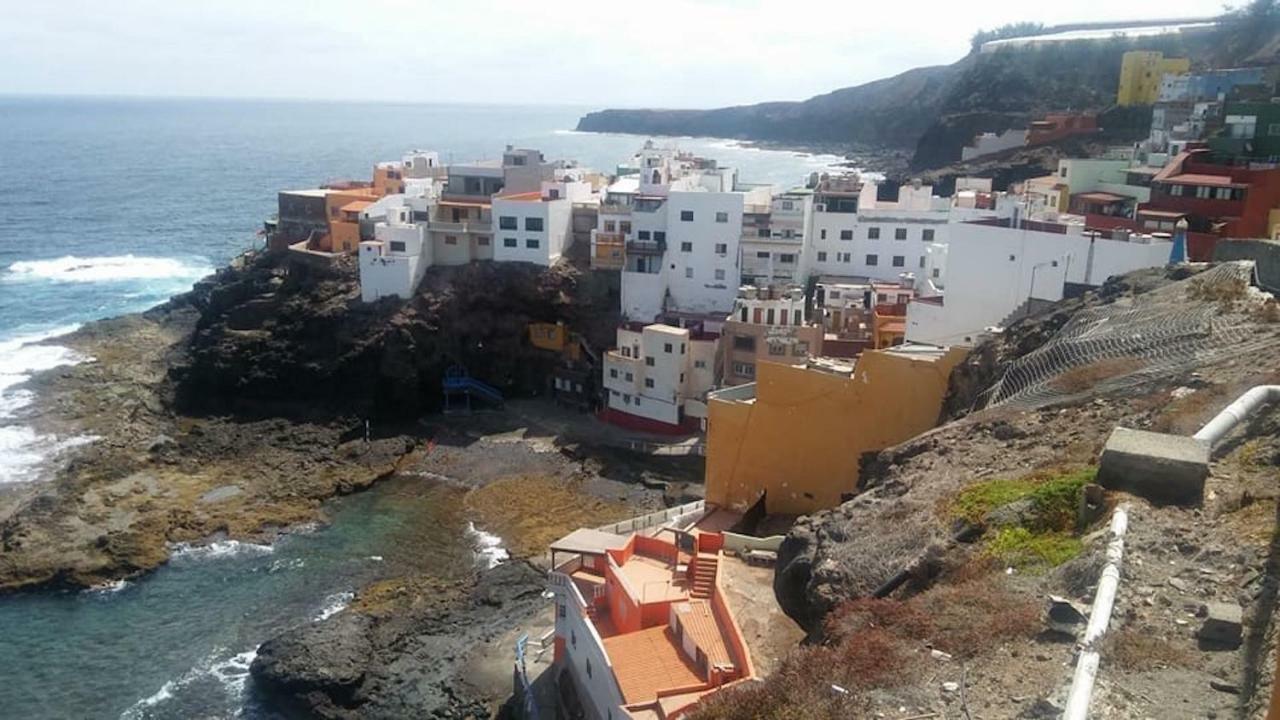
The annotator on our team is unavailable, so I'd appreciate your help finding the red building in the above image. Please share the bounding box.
[1027,113,1100,146]
[1140,149,1280,239]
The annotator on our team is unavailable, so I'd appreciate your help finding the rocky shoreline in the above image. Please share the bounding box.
[0,250,701,717]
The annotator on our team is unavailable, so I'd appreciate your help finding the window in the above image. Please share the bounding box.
[604,220,616,232]
[715,211,729,223]
[766,308,775,324]
[714,243,727,254]
[681,343,686,354]
[894,228,907,240]
[634,397,641,406]
[878,293,888,303]
[794,309,802,324]
[866,254,879,266]
[840,229,854,241]
[389,241,406,253]
[694,360,706,369]
[932,268,941,278]
[829,291,840,299]
[714,269,725,280]
[839,252,851,263]
[526,238,540,249]
[1196,185,1211,199]
[638,230,651,240]
[685,267,693,278]
[645,356,655,366]
[625,372,633,381]
[733,336,756,352]
[681,241,693,252]
[919,256,926,268]
[768,343,786,356]
[571,629,576,647]
[558,603,566,619]
[623,393,631,404]
[740,307,748,321]
[503,237,517,248]
[779,253,796,264]
[820,229,827,240]
[498,216,517,230]
[620,221,631,234]
[680,210,694,221]
[477,236,490,246]
[645,378,655,388]
[782,200,794,210]
[654,231,666,243]
[892,255,905,267]
[664,342,673,353]
[732,361,755,379]
[922,228,935,241]
[867,227,880,239]
[445,236,458,245]
[525,217,543,232]
[609,368,618,378]
[817,251,828,262]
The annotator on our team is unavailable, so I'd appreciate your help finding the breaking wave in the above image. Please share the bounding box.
[169,540,275,562]
[5,255,212,284]
[119,647,258,719]
[467,522,510,569]
[314,591,354,622]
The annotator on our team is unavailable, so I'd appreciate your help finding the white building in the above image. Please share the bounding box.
[492,178,593,266]
[905,221,1174,347]
[740,188,813,285]
[961,129,1029,161]
[601,323,716,432]
[359,204,432,302]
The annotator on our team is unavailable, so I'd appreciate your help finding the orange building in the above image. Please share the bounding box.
[372,163,407,196]
[705,344,966,515]
[548,520,756,718]
[321,188,377,253]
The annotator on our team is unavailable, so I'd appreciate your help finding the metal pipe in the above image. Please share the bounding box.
[1193,386,1280,445]
[1062,505,1129,720]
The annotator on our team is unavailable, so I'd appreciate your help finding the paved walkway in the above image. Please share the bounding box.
[503,398,706,456]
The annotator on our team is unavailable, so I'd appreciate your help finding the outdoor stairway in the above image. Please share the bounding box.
[690,553,718,599]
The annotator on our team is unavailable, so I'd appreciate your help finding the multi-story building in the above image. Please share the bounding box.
[905,220,1174,347]
[808,176,951,281]
[600,322,717,433]
[591,177,638,270]
[739,189,812,285]
[619,152,766,322]
[1117,50,1190,106]
[492,177,594,266]
[359,204,430,302]
[718,284,822,386]
[547,517,758,718]
[1139,147,1280,238]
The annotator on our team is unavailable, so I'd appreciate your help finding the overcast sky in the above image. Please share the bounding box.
[0,0,1228,108]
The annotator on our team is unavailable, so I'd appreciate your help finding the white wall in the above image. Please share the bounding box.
[905,223,1172,346]
[961,129,1028,161]
[359,222,429,302]
[553,582,626,720]
[664,191,743,316]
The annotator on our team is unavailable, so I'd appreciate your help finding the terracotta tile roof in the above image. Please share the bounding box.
[602,626,703,704]
[339,200,373,213]
[497,190,543,201]
[1168,173,1244,188]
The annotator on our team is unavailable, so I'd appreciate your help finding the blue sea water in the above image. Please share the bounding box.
[0,96,844,718]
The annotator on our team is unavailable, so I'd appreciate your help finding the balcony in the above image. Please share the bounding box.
[599,203,632,216]
[626,239,666,255]
[429,220,491,234]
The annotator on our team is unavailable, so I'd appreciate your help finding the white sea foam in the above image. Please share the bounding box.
[169,539,275,562]
[86,579,130,595]
[314,591,354,622]
[6,254,211,284]
[120,646,259,719]
[0,326,96,484]
[467,521,509,569]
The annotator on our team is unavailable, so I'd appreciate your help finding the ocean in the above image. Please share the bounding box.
[0,96,845,718]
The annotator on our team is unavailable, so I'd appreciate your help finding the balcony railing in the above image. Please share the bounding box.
[626,239,666,255]
[429,220,491,234]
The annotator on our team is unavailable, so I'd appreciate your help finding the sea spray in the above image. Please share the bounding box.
[466,522,510,569]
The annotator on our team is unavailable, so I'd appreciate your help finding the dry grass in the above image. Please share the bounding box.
[1186,273,1249,310]
[1149,384,1233,435]
[464,473,634,558]
[1102,629,1195,671]
[1049,357,1147,394]
[692,573,1039,718]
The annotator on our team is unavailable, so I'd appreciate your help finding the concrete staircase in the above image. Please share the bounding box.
[690,553,719,599]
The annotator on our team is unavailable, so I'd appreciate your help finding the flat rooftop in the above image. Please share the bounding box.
[602,626,702,705]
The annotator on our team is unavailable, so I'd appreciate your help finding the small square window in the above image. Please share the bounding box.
[526,238,540,249]
[715,211,728,223]
[638,230,651,240]
[525,217,544,232]
[892,255,905,267]
[499,216,517,230]
[867,227,880,239]
[681,242,693,252]
[609,369,618,378]
[840,229,854,241]
[894,228,907,240]
[503,237,517,248]
[680,210,694,221]
[664,343,673,353]
[685,267,693,278]
[817,251,827,261]
[714,269,725,280]
[714,243,727,254]
[645,356,655,366]
[922,228,935,241]
[866,254,878,266]
[820,229,827,239]
[644,378,654,388]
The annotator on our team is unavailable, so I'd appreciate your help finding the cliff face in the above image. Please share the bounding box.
[170,252,619,421]
[578,21,1279,173]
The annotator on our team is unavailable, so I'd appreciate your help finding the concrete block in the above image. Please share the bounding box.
[1096,427,1209,506]
[1198,602,1243,647]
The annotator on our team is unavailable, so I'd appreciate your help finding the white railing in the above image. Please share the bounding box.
[595,500,707,535]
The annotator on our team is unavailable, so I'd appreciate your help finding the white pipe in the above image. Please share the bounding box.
[1062,505,1129,720]
[1193,386,1280,445]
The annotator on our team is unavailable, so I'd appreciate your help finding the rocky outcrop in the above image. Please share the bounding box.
[171,252,619,421]
[251,561,548,719]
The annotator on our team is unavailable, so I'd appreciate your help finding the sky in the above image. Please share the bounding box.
[0,0,1230,108]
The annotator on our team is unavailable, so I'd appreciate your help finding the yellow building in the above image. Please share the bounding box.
[704,345,966,515]
[1117,51,1190,106]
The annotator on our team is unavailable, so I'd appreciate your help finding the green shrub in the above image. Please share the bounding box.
[951,467,1095,531]
[987,526,1083,569]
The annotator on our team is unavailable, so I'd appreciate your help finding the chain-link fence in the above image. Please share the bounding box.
[976,262,1278,410]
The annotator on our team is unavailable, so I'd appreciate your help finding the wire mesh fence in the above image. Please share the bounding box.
[975,262,1279,411]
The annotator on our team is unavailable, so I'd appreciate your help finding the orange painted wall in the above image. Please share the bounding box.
[705,347,966,515]
[373,166,406,196]
[606,561,643,634]
[322,189,376,253]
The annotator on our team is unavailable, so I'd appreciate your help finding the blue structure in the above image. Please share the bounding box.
[442,365,504,412]
[1187,68,1266,102]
